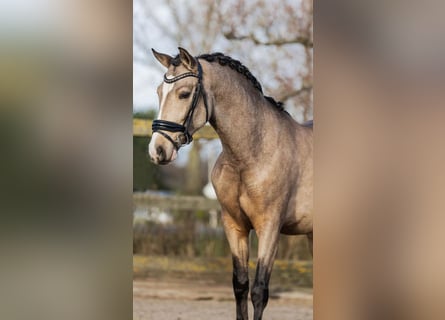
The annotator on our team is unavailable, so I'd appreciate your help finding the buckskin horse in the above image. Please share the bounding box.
[148,47,313,320]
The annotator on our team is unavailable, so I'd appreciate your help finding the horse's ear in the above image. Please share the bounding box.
[152,49,172,68]
[178,47,197,71]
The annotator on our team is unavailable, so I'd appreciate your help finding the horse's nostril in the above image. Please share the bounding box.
[156,146,165,160]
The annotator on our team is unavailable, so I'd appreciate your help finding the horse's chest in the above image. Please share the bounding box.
[212,162,287,227]
[238,176,279,215]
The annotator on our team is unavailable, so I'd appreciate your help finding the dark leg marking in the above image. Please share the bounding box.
[232,257,249,320]
[251,260,272,320]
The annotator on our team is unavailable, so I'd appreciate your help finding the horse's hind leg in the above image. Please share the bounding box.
[251,226,280,320]
[222,212,250,320]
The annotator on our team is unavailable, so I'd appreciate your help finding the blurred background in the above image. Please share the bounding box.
[0,1,132,320]
[132,0,314,318]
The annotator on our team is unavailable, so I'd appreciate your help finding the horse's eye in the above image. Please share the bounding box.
[179,92,191,99]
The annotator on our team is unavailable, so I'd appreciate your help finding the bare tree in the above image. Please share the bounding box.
[134,0,313,121]
[218,0,313,120]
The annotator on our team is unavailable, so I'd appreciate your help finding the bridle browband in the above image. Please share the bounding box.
[152,61,209,150]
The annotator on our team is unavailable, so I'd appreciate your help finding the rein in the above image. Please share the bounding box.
[152,61,209,150]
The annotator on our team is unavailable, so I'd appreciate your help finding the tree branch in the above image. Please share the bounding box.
[224,30,313,48]
[277,84,312,102]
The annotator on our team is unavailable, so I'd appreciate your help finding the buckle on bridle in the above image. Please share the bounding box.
[175,131,193,147]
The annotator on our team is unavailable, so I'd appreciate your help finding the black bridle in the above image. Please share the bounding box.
[152,61,209,150]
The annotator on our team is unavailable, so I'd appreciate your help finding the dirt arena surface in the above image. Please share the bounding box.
[133,278,313,320]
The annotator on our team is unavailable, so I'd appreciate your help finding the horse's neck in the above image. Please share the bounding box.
[206,65,277,164]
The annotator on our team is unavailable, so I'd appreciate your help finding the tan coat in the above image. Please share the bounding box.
[149,48,313,320]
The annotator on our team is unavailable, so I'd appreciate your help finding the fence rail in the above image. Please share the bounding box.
[133,119,218,139]
[133,192,221,211]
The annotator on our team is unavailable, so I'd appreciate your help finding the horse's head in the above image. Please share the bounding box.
[148,47,209,165]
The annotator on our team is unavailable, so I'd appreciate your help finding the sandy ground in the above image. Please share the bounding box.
[133,278,313,320]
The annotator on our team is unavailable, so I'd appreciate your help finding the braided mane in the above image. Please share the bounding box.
[198,53,263,91]
[198,53,285,112]
[171,52,285,112]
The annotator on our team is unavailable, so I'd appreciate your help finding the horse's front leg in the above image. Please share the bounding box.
[222,210,250,320]
[251,223,280,320]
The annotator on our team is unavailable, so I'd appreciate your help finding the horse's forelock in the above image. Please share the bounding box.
[171,54,181,67]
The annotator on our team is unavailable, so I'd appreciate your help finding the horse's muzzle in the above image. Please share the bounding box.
[148,133,178,165]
